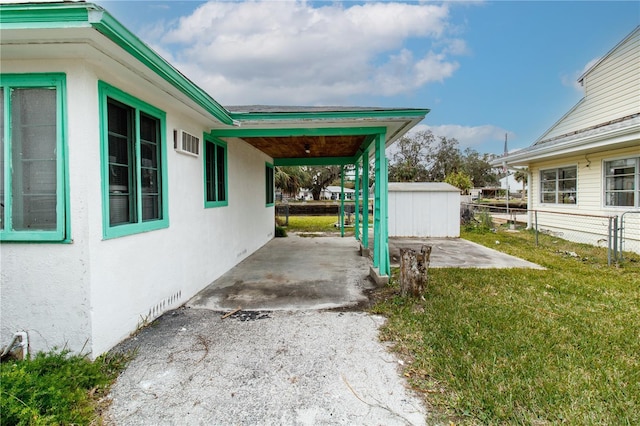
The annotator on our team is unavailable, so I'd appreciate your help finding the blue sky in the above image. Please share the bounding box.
[96,1,639,155]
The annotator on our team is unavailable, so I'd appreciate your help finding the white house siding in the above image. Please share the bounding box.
[388,183,460,238]
[529,145,640,252]
[1,55,274,356]
[538,28,639,141]
[1,59,96,355]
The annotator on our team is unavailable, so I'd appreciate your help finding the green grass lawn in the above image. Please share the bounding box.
[279,215,356,234]
[371,228,640,425]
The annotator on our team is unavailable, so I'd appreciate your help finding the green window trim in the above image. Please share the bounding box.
[0,73,70,242]
[203,137,228,208]
[98,81,169,239]
[265,162,274,207]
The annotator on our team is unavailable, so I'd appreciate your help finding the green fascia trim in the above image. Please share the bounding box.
[88,10,234,126]
[0,2,90,27]
[0,2,234,126]
[210,126,388,138]
[274,157,353,167]
[229,109,430,122]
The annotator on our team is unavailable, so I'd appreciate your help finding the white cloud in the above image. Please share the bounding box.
[561,56,600,92]
[410,123,514,150]
[142,0,464,105]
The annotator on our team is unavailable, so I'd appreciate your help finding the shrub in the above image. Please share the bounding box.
[0,349,129,425]
[275,225,287,237]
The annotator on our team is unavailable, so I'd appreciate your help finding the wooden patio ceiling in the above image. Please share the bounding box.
[241,134,367,159]
[213,105,430,165]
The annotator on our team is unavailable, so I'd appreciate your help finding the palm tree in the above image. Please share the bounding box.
[275,166,310,199]
[513,169,528,200]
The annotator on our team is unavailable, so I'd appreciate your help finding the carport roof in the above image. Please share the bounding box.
[217,105,429,165]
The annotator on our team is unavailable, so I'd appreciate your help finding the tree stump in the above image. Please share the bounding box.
[399,245,432,297]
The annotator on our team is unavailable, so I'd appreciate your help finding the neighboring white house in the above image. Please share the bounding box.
[494,26,640,253]
[324,186,356,200]
[0,2,427,357]
[500,173,527,194]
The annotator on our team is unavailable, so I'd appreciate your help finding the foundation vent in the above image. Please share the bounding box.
[147,290,182,320]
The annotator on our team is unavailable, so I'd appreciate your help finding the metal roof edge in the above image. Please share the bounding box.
[491,117,640,166]
[577,25,640,83]
[228,108,430,123]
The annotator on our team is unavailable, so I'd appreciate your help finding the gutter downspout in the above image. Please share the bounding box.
[527,168,533,229]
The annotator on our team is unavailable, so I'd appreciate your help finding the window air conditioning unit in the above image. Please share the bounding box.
[174,129,200,157]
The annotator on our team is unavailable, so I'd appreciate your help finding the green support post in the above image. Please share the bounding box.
[381,154,390,275]
[340,165,345,238]
[354,160,360,241]
[362,150,369,250]
[373,138,381,268]
[373,131,389,275]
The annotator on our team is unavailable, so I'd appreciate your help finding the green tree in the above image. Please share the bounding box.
[308,166,341,200]
[461,148,499,188]
[388,130,433,182]
[427,135,462,181]
[445,171,473,194]
[275,166,311,198]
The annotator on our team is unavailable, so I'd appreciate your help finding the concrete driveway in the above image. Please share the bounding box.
[106,234,541,425]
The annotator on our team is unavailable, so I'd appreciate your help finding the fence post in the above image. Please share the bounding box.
[607,216,613,266]
[285,203,289,226]
[619,213,624,261]
[612,215,619,263]
[534,210,539,247]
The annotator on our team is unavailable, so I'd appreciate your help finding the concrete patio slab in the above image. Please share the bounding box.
[187,234,542,313]
[389,237,544,269]
[187,234,372,312]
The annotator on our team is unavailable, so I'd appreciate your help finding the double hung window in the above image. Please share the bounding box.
[540,166,577,204]
[265,163,274,206]
[604,157,639,207]
[0,74,67,241]
[99,82,167,238]
[204,138,227,207]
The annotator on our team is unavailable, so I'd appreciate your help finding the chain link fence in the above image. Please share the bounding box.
[461,203,640,265]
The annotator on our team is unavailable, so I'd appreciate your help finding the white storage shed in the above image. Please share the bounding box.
[388,182,461,238]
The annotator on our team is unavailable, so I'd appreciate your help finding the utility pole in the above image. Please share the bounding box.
[504,133,509,216]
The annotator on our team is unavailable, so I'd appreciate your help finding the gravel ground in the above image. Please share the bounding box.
[105,308,427,425]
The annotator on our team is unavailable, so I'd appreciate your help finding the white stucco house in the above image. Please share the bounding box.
[494,26,639,253]
[0,1,428,357]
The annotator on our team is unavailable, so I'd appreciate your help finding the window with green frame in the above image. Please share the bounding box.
[204,137,228,207]
[265,163,274,206]
[98,81,168,239]
[0,73,68,242]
